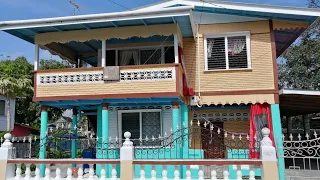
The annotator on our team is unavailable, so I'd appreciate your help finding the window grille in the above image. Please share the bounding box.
[205,32,250,70]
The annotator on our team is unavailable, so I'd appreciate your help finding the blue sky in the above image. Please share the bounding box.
[0,0,308,63]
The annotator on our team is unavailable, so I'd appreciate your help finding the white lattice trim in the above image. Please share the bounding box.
[37,68,176,85]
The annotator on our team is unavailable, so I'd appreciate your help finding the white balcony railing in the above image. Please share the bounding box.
[1,128,278,180]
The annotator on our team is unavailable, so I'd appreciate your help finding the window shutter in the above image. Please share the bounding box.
[227,36,248,69]
[207,37,226,70]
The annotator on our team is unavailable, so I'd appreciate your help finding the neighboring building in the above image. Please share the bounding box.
[0,96,15,131]
[1,0,319,179]
[11,123,39,137]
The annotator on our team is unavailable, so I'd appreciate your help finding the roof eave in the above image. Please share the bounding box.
[0,6,194,31]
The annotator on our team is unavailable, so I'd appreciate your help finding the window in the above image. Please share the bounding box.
[106,50,116,66]
[0,100,5,116]
[140,49,162,65]
[204,32,251,70]
[120,110,161,146]
[165,46,175,64]
[105,46,174,67]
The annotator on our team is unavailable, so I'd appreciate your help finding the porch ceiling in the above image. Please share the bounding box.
[279,89,320,116]
[39,97,183,109]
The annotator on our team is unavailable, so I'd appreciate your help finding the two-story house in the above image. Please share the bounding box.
[0,0,319,179]
[0,96,15,132]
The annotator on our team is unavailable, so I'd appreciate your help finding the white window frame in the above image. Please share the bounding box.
[204,31,251,71]
[118,109,162,140]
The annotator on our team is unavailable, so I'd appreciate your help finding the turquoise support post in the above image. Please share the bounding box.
[181,104,189,179]
[171,103,181,179]
[271,104,285,180]
[172,103,180,149]
[71,108,78,167]
[96,106,102,176]
[39,106,48,177]
[101,104,110,176]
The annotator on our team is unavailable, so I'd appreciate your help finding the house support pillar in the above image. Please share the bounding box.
[172,102,181,172]
[102,104,110,176]
[174,34,179,64]
[303,114,310,135]
[181,104,188,179]
[34,44,40,71]
[72,108,78,167]
[271,104,285,180]
[286,116,293,137]
[39,105,48,177]
[96,105,103,176]
[101,40,106,67]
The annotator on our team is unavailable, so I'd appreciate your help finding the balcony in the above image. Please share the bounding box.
[34,64,184,102]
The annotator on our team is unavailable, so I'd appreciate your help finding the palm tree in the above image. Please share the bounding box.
[0,59,33,131]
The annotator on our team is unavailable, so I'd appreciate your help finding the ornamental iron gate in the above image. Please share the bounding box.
[278,133,320,180]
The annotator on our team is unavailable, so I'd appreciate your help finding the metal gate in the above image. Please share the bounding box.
[279,133,320,180]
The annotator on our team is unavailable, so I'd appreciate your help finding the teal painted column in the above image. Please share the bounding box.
[271,104,285,180]
[71,108,78,167]
[172,103,181,179]
[181,104,189,179]
[96,106,102,176]
[39,106,48,177]
[172,103,180,145]
[101,104,110,177]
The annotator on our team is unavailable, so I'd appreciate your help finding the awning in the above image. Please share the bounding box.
[199,94,275,106]
[35,24,182,45]
[279,89,320,116]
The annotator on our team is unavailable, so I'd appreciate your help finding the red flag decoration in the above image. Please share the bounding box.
[249,103,275,159]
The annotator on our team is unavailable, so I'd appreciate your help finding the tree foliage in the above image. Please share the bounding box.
[0,57,72,129]
[278,1,320,90]
[0,57,33,130]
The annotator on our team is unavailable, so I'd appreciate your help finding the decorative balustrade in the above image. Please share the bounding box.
[6,159,120,180]
[133,159,261,180]
[0,128,279,180]
[34,64,183,101]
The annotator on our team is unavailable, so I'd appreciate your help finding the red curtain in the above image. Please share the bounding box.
[249,104,274,159]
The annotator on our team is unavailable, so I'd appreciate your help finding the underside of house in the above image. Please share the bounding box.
[0,0,320,179]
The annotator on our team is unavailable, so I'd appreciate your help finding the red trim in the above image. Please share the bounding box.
[178,46,195,96]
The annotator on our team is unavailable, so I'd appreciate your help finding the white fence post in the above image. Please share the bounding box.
[0,133,15,180]
[260,127,279,180]
[120,132,134,180]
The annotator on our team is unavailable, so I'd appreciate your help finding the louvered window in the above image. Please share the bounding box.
[205,32,251,70]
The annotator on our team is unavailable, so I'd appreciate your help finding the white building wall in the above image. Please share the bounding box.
[0,96,15,131]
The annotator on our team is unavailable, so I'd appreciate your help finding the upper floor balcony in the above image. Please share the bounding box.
[21,8,196,106]
[34,63,185,104]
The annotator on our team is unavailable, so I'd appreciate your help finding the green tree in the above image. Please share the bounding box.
[15,58,72,127]
[0,56,33,131]
[278,1,320,90]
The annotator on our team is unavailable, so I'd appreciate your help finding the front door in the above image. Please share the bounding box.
[201,122,225,159]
